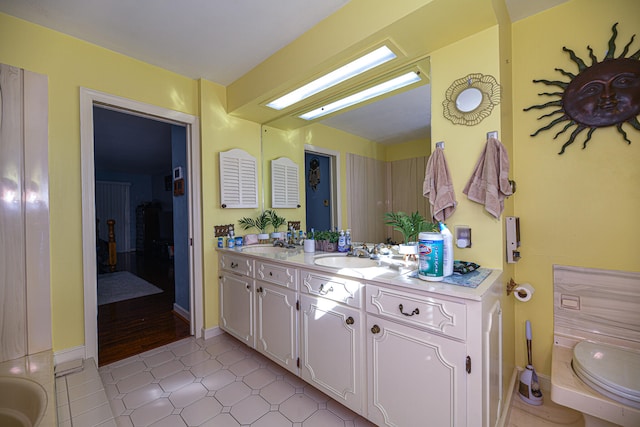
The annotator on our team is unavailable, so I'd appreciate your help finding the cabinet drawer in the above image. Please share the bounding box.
[219,253,253,276]
[256,261,298,290]
[366,284,466,340]
[301,270,363,308]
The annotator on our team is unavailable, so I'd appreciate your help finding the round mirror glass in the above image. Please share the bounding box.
[455,87,483,112]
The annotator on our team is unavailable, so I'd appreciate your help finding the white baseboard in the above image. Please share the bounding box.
[54,345,86,366]
[202,326,224,341]
[172,303,190,322]
[497,367,519,427]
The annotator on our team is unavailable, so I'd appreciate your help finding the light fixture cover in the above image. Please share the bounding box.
[266,45,396,110]
[299,71,421,121]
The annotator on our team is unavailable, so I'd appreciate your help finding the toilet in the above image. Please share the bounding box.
[572,341,640,410]
[551,265,640,427]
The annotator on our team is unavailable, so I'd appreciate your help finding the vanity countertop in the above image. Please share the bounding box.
[217,246,502,301]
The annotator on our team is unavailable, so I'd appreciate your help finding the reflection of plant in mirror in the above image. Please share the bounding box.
[384,211,438,244]
[313,230,340,243]
[267,210,287,232]
[238,211,271,234]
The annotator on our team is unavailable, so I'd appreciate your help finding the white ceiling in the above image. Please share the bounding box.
[1,0,567,174]
[0,0,350,86]
[0,0,566,86]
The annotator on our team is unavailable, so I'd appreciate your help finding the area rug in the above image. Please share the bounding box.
[97,271,163,305]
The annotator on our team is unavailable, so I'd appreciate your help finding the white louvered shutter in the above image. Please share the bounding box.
[220,149,258,208]
[271,157,299,208]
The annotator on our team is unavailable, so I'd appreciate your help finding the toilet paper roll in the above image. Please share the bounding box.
[514,283,535,302]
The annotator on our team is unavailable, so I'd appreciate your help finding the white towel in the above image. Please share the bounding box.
[423,147,457,222]
[462,137,513,218]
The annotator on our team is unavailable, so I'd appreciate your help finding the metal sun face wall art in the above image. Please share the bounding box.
[525,23,640,155]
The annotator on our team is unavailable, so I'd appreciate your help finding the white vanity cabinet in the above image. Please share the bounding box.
[254,260,299,374]
[366,284,468,426]
[219,253,255,346]
[217,250,505,427]
[299,270,365,415]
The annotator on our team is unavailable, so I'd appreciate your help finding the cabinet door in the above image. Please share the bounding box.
[367,315,467,427]
[300,294,364,415]
[255,282,298,374]
[219,273,254,347]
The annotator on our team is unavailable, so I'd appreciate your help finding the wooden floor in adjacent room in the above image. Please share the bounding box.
[97,250,191,367]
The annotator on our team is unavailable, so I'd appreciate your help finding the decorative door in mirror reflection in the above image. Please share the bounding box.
[305,153,332,231]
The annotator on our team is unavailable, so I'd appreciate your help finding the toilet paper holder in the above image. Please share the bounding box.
[506,278,519,296]
[507,278,533,299]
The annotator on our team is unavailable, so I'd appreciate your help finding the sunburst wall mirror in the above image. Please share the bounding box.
[443,73,501,126]
[525,23,640,155]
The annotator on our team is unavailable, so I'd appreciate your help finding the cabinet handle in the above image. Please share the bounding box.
[231,262,238,268]
[398,304,419,317]
[345,316,354,325]
[269,272,273,276]
[246,284,250,290]
[319,284,333,295]
[258,286,264,293]
[371,324,381,334]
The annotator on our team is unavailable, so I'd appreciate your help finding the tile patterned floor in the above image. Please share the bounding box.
[100,332,584,427]
[100,333,376,426]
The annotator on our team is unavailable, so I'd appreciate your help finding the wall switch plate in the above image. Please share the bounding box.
[455,225,471,248]
[506,216,520,263]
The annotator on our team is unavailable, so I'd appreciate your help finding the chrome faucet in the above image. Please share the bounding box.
[348,247,370,258]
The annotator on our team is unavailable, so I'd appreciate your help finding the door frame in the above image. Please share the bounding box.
[80,87,203,362]
[304,144,341,231]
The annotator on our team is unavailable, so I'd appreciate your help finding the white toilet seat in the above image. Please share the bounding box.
[572,341,640,409]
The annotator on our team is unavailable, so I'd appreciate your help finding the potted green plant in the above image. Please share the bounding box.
[238,211,271,241]
[266,209,287,239]
[384,211,437,254]
[314,229,340,252]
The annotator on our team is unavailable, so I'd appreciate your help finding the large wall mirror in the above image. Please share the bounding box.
[260,57,432,244]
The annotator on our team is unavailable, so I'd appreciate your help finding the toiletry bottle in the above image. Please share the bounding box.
[439,222,453,277]
[338,230,347,252]
[345,229,351,249]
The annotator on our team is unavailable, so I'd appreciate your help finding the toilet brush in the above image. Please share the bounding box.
[518,320,543,405]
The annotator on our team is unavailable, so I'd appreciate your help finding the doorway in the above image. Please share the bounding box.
[304,145,341,232]
[93,106,191,365]
[80,88,203,364]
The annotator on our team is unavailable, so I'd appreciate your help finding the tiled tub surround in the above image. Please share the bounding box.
[217,246,507,426]
[56,358,117,427]
[0,351,56,426]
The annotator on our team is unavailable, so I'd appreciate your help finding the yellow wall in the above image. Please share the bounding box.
[199,79,262,329]
[0,13,200,351]
[384,138,431,162]
[4,1,640,384]
[512,0,640,375]
[431,26,505,269]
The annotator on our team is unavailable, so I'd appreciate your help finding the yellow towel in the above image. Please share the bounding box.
[462,136,513,218]
[423,147,457,222]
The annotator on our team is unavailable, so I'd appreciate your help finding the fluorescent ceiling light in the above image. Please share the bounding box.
[299,71,422,121]
[266,46,396,110]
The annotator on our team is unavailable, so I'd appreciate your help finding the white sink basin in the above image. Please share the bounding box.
[314,255,380,269]
[241,245,293,254]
